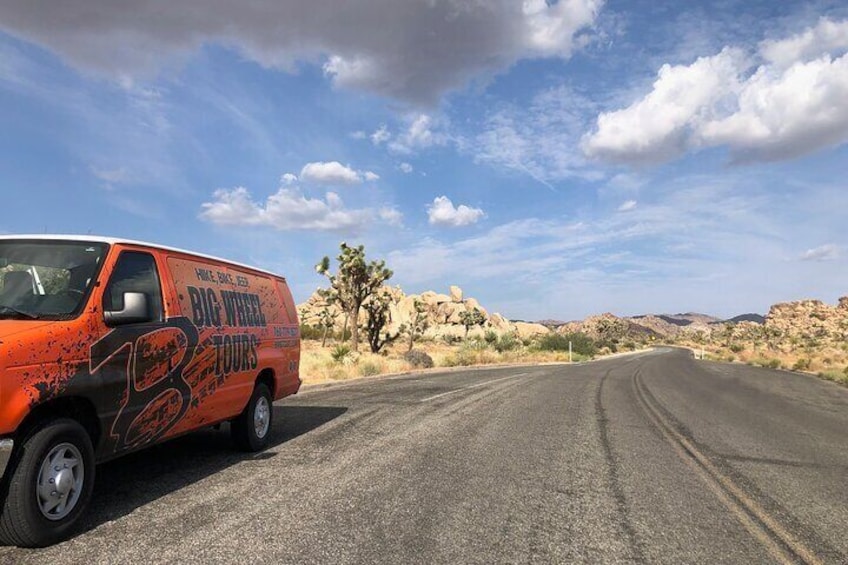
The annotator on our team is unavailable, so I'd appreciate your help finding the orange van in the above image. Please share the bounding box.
[0,236,301,546]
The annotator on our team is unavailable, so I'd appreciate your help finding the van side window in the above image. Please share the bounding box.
[103,251,164,322]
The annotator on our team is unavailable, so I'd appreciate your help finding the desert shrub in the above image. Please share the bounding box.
[404,349,434,369]
[300,324,323,341]
[494,333,521,353]
[333,327,352,342]
[484,330,499,344]
[536,333,568,351]
[331,344,352,364]
[725,355,736,362]
[442,347,476,367]
[750,357,781,369]
[538,332,597,356]
[729,343,744,353]
[792,358,811,372]
[358,360,382,376]
[467,337,490,351]
[623,341,637,351]
[442,334,461,345]
[818,370,848,385]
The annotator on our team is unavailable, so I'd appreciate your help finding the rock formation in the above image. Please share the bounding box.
[300,284,848,348]
[298,285,550,339]
[764,298,848,342]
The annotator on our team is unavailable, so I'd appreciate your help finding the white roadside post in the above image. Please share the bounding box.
[569,340,573,363]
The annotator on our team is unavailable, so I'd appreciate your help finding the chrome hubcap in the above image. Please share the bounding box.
[254,396,270,439]
[37,443,84,521]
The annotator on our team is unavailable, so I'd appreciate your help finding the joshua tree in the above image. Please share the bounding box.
[363,287,402,353]
[317,306,336,347]
[459,307,486,340]
[316,243,393,352]
[407,299,430,352]
[315,287,338,347]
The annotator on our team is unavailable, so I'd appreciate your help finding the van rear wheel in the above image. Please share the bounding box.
[232,383,273,452]
[0,418,95,547]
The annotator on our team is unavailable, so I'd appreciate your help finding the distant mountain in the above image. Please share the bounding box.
[657,315,692,327]
[725,313,765,324]
[535,319,568,327]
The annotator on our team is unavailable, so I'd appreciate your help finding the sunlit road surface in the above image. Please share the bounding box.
[3,348,847,564]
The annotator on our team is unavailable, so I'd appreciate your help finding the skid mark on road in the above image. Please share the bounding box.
[632,369,825,565]
[418,372,530,402]
[595,368,646,563]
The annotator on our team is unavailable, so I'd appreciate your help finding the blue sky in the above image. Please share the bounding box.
[1,0,847,320]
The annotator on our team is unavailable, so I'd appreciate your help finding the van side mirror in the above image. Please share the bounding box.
[104,292,151,326]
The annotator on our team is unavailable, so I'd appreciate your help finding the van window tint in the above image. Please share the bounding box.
[104,252,164,322]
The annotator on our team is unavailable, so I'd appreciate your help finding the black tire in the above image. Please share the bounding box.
[231,383,273,452]
[0,418,95,547]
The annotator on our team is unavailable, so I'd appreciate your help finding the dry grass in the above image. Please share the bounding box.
[298,338,590,384]
[679,340,848,387]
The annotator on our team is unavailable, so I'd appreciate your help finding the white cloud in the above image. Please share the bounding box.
[199,187,372,233]
[379,207,404,227]
[91,166,131,185]
[522,0,602,55]
[617,200,637,212]
[799,244,840,262]
[0,1,602,104]
[583,18,848,164]
[280,173,298,185]
[389,114,449,154]
[350,130,367,140]
[299,161,374,185]
[698,54,848,161]
[427,196,485,227]
[370,125,390,145]
[760,17,848,67]
[472,85,599,183]
[582,48,744,164]
[398,162,414,174]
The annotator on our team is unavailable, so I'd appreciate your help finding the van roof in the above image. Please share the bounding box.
[0,234,285,279]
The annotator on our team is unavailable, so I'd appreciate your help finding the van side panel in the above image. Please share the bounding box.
[272,278,301,399]
[162,255,300,436]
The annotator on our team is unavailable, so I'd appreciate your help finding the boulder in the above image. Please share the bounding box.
[513,322,550,339]
[450,285,463,302]
[489,313,511,331]
[404,349,434,368]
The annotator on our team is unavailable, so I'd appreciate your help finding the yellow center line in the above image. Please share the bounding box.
[633,371,823,565]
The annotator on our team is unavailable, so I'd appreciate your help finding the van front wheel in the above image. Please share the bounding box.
[231,383,273,452]
[0,418,95,547]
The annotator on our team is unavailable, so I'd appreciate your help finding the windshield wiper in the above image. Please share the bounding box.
[0,305,40,319]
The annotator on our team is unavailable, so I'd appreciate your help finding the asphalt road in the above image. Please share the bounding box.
[2,348,847,564]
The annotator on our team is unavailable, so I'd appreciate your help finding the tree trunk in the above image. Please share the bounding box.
[464,325,469,340]
[349,303,360,352]
[321,325,328,347]
[408,326,415,352]
[341,313,349,345]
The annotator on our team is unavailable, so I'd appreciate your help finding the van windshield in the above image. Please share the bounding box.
[0,240,108,319]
